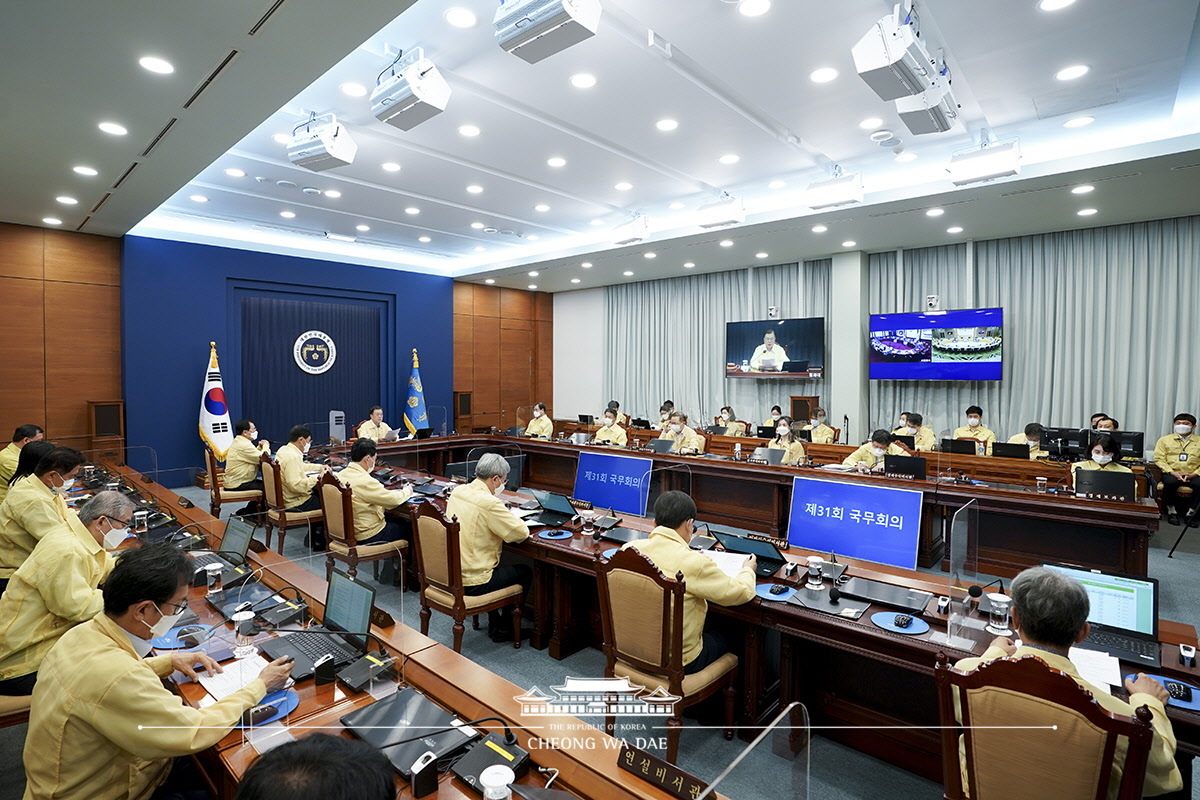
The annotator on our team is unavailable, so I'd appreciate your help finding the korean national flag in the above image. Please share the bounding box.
[199,342,234,459]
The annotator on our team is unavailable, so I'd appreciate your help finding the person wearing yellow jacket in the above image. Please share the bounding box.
[1006,423,1049,460]
[277,425,329,510]
[356,406,393,442]
[0,491,133,695]
[893,412,936,451]
[624,491,756,672]
[524,402,554,438]
[23,544,294,800]
[223,419,270,490]
[0,424,44,505]
[952,567,1181,798]
[952,405,997,456]
[842,430,907,473]
[801,407,835,444]
[593,408,628,446]
[658,413,706,454]
[768,417,807,465]
[0,446,81,589]
[337,439,413,545]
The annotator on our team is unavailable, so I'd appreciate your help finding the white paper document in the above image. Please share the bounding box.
[703,549,752,579]
[198,655,270,701]
[1069,646,1122,690]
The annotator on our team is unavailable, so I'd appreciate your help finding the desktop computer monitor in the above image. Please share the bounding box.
[1078,429,1145,460]
[785,476,924,569]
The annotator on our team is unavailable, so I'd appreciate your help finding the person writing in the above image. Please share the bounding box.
[952,405,997,455]
[749,330,787,371]
[1153,413,1200,526]
[842,430,906,473]
[658,412,706,454]
[769,417,806,465]
[524,402,554,438]
[1007,423,1049,460]
[593,407,628,446]
[718,406,747,436]
[802,407,835,444]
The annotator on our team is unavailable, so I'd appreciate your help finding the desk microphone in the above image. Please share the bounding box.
[167,523,209,550]
[967,578,1005,611]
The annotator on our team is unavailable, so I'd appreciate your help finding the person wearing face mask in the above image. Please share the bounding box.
[277,425,329,513]
[446,453,532,642]
[1072,434,1134,487]
[842,430,906,473]
[594,408,628,446]
[768,416,806,465]
[0,491,132,696]
[1007,423,1049,460]
[658,412,706,454]
[0,446,82,592]
[718,406,747,437]
[656,401,675,431]
[605,400,629,426]
[801,407,835,444]
[892,412,911,435]
[23,543,294,800]
[355,406,393,442]
[893,412,935,451]
[224,418,270,492]
[338,438,412,549]
[1154,413,1200,526]
[0,424,44,506]
[952,405,996,456]
[763,404,784,428]
[524,402,554,438]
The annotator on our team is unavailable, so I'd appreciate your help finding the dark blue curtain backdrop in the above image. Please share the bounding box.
[241,296,381,445]
[121,237,452,479]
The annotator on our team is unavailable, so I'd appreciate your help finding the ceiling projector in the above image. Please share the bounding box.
[697,194,745,229]
[896,74,959,134]
[287,116,357,172]
[613,215,649,245]
[495,0,602,64]
[852,4,937,101]
[371,51,451,131]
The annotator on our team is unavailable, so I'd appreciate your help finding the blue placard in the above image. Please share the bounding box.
[786,476,924,570]
[869,307,1003,381]
[573,450,653,517]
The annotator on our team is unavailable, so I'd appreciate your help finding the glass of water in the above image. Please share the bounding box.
[985,593,1013,636]
[231,611,258,659]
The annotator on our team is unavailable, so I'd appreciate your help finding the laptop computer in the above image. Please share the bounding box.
[795,428,812,442]
[711,531,787,577]
[189,515,256,576]
[756,426,776,439]
[596,527,648,545]
[892,434,916,449]
[341,687,480,778]
[781,360,809,372]
[941,438,977,455]
[1074,469,1137,502]
[883,454,926,480]
[645,438,674,453]
[630,418,651,430]
[578,414,595,425]
[527,489,577,527]
[259,568,376,681]
[704,425,728,436]
[992,441,1032,460]
[750,447,784,465]
[1043,563,1160,668]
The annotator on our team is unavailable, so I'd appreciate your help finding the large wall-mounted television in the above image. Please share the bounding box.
[725,318,825,379]
[868,307,1003,381]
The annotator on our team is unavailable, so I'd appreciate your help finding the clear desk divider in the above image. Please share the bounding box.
[301,420,331,445]
[514,405,533,434]
[696,701,809,800]
[245,719,295,755]
[931,499,982,651]
[427,404,449,436]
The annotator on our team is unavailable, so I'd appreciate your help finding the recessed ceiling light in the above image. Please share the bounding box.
[72,165,98,176]
[42,217,62,226]
[684,262,696,268]
[189,194,208,203]
[644,252,656,259]
[718,154,740,165]
[810,67,838,83]
[224,167,246,178]
[418,236,431,243]
[444,7,477,27]
[138,56,174,74]
[570,278,581,284]
[1055,64,1089,81]
[1077,208,1098,216]
[474,246,486,252]
[485,279,495,284]
[56,196,77,205]
[382,162,401,172]
[656,118,679,132]
[738,0,771,17]
[323,189,341,198]
[273,133,292,145]
[405,207,419,215]
[356,224,370,232]
[926,208,945,217]
[98,121,127,135]
[868,129,894,142]
[570,73,597,89]
[340,82,367,97]
[623,271,634,277]
[614,181,633,191]
[894,151,918,162]
[528,271,539,277]
[842,240,857,247]
[669,201,685,210]
[528,284,538,289]
[811,224,827,233]
[1071,185,1094,194]
[471,222,485,230]
[947,226,964,234]
[547,156,566,168]
[326,232,356,243]
[1063,115,1095,128]
[859,117,883,130]
[526,235,540,240]
[534,203,550,212]
[582,262,593,268]
[768,179,785,189]
[756,252,769,259]
[458,124,481,137]
[719,239,733,247]
[1037,0,1076,10]
[467,184,483,194]
[280,211,295,219]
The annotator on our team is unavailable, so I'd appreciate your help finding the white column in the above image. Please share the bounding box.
[829,250,869,444]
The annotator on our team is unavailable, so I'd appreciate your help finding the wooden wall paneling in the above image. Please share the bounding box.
[453,313,475,392]
[500,328,532,424]
[534,292,553,322]
[0,277,46,429]
[500,288,533,322]
[472,316,501,422]
[43,231,120,285]
[533,320,553,407]
[453,282,474,316]
[0,223,44,280]
[44,283,121,441]
[472,284,500,318]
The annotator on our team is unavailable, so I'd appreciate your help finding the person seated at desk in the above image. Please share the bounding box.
[356,406,393,442]
[802,407,835,444]
[749,329,787,372]
[340,439,412,548]
[0,424,44,505]
[1153,413,1200,526]
[594,407,628,446]
[952,405,997,455]
[656,400,675,430]
[953,566,1181,798]
[718,406,747,436]
[23,543,294,800]
[1007,422,1049,460]
[842,429,906,473]
[234,733,395,800]
[894,412,935,451]
[659,413,705,454]
[278,425,330,513]
[524,402,554,438]
[1072,434,1134,486]
[0,444,80,594]
[0,491,130,696]
[1096,415,1119,432]
[606,399,629,426]
[446,453,532,642]
[893,411,911,433]
[763,405,783,428]
[769,417,806,465]
[225,419,270,516]
[624,491,756,673]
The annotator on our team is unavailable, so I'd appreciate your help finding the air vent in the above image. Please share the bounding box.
[1170,162,1200,172]
[111,162,139,189]
[141,119,177,157]
[90,193,113,214]
[75,216,93,232]
[182,50,240,109]
[248,0,287,35]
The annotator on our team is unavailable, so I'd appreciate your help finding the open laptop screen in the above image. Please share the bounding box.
[324,569,376,646]
[220,515,256,557]
[1043,563,1157,637]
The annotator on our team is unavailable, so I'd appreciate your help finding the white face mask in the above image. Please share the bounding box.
[871,447,887,458]
[533,409,543,418]
[303,441,311,454]
[720,412,730,421]
[103,519,129,549]
[144,604,185,639]
[771,413,780,420]
[898,420,907,429]
[906,426,917,435]
[671,424,682,434]
[967,417,981,428]
[809,419,819,427]
[1175,424,1193,436]
[604,418,614,427]
[59,478,75,493]
[661,412,669,421]
[1027,439,1039,448]
[493,480,505,497]
[777,427,789,437]
[1094,452,1113,465]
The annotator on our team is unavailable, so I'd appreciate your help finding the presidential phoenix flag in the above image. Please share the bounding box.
[404,348,429,434]
[199,342,234,459]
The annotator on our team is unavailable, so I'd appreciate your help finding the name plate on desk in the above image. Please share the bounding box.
[617,742,708,800]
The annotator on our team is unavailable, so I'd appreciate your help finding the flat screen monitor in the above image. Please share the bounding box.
[868,307,1003,381]
[786,476,923,569]
[573,450,653,517]
[1078,429,1145,460]
[726,318,825,378]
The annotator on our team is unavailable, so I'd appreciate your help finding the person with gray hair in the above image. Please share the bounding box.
[445,452,531,642]
[0,490,132,695]
[954,567,1182,796]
